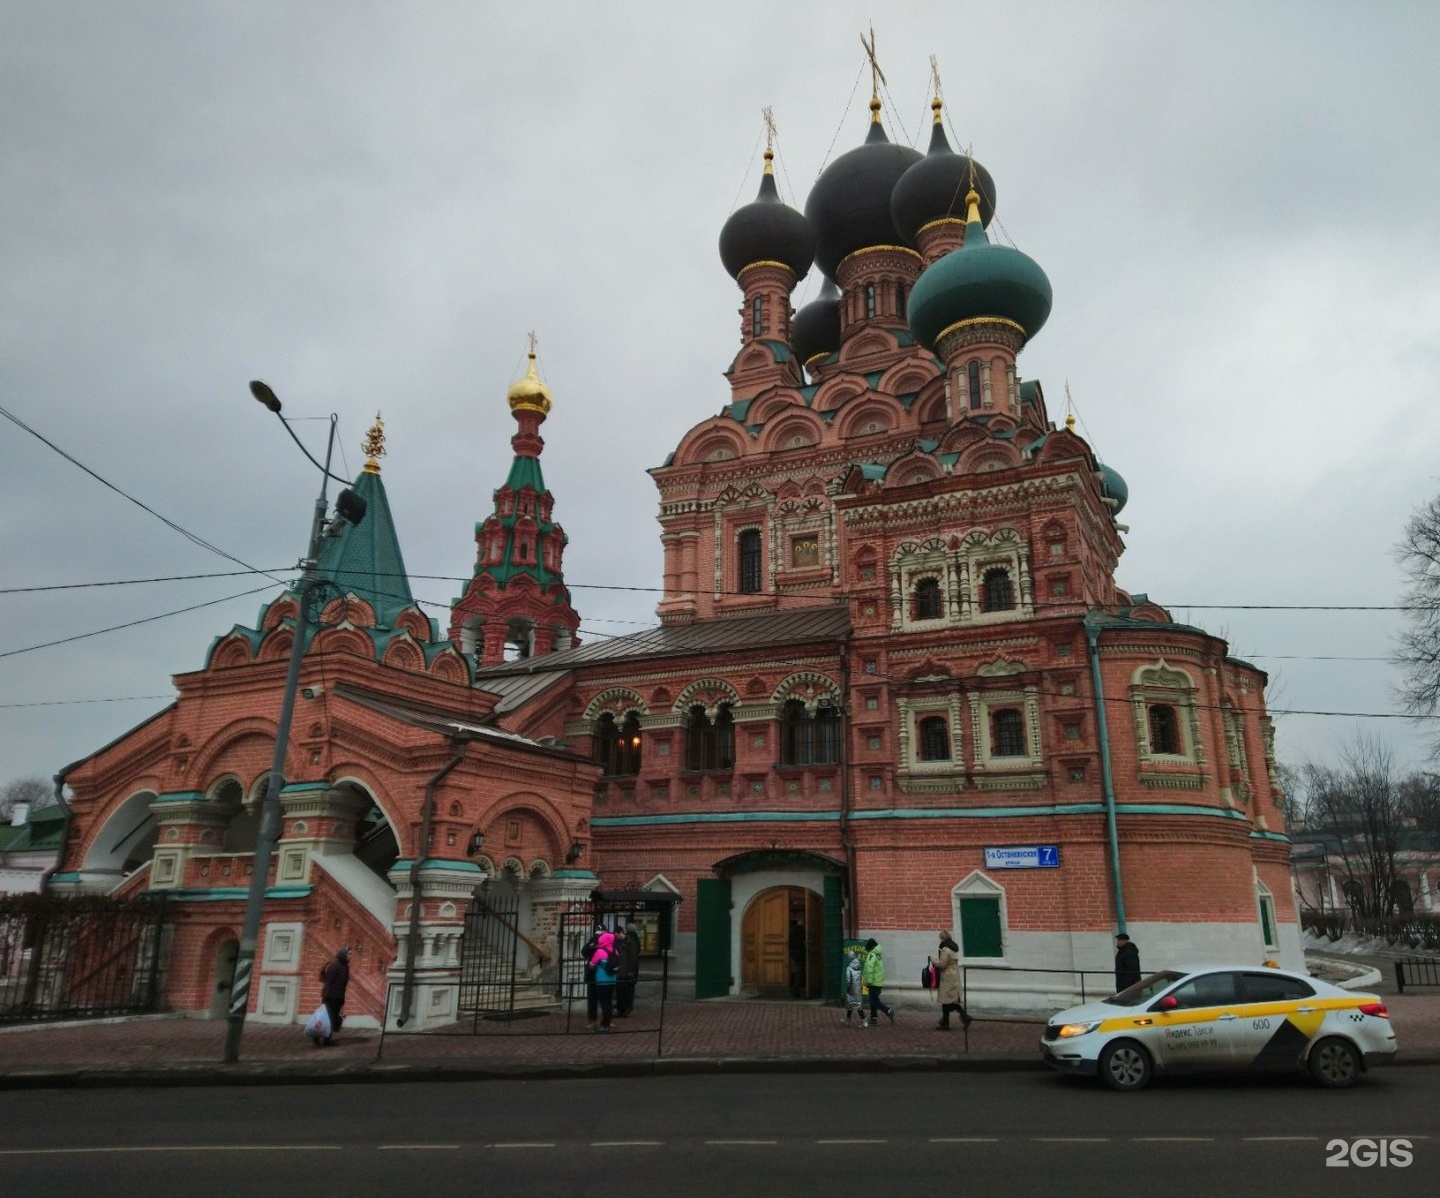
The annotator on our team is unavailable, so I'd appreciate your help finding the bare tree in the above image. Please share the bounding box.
[1396,495,1440,749]
[0,776,52,821]
[1298,738,1404,918]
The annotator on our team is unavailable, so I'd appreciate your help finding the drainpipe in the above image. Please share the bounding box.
[397,736,471,1027]
[40,772,76,892]
[838,631,857,937]
[1084,616,1127,934]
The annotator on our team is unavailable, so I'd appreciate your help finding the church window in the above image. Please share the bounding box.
[981,567,1015,612]
[967,360,982,410]
[1148,704,1181,755]
[897,284,907,319]
[918,715,950,761]
[596,712,643,777]
[992,709,1025,757]
[781,699,839,766]
[865,284,876,318]
[912,577,943,621]
[752,296,763,338]
[738,528,763,593]
[685,703,735,772]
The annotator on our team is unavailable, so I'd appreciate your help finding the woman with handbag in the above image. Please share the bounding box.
[930,931,971,1030]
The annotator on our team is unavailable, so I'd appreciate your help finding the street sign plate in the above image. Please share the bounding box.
[983,844,1061,869]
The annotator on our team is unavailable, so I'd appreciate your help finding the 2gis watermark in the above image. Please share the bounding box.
[1325,1138,1413,1168]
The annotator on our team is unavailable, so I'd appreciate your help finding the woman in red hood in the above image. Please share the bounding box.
[589,931,620,1031]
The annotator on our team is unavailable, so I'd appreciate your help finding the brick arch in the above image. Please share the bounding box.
[836,398,902,440]
[583,687,648,721]
[771,671,842,711]
[258,628,294,661]
[475,794,571,867]
[382,636,425,672]
[429,651,467,683]
[762,414,824,453]
[311,626,375,658]
[208,634,253,669]
[673,677,742,716]
[321,595,377,627]
[189,718,288,790]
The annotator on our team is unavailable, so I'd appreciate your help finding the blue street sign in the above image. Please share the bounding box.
[984,844,1061,869]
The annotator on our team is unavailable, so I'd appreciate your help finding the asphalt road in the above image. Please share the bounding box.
[1,1070,1435,1197]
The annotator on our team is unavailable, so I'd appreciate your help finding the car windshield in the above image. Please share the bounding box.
[1106,970,1185,1007]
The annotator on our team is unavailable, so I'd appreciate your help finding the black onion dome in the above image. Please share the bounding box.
[804,113,923,278]
[891,110,997,245]
[718,156,816,281]
[792,278,841,366]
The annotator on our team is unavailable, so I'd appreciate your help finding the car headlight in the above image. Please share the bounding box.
[1055,1021,1102,1038]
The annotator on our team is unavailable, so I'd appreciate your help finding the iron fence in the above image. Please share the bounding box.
[0,891,170,1024]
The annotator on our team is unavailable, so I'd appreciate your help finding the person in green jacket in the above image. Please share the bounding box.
[860,937,895,1027]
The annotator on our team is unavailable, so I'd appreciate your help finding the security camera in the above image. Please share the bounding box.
[301,686,324,700]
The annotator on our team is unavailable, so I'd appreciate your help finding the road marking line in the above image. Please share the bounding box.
[817,1138,885,1144]
[1133,1137,1214,1143]
[1242,1136,1318,1142]
[591,1141,663,1147]
[930,1137,998,1143]
[378,1145,459,1151]
[706,1140,777,1146]
[1032,1137,1109,1143]
[0,1146,342,1155]
[490,1143,556,1149]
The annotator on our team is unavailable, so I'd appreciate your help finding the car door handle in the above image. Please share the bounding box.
[1218,1013,1238,1020]
[1296,1006,1315,1013]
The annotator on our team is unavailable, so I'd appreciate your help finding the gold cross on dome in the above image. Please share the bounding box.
[527,330,539,357]
[860,25,886,104]
[762,105,776,153]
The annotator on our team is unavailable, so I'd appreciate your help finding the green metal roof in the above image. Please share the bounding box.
[315,468,414,624]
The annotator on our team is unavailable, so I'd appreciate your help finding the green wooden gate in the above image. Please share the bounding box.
[694,878,732,998]
[959,896,1003,958]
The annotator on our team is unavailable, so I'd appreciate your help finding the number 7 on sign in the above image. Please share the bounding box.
[1039,846,1058,867]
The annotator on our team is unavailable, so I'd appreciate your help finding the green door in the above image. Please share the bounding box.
[822,873,844,1001]
[959,896,1003,958]
[694,878,732,998]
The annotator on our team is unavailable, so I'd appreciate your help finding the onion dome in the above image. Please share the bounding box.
[1098,463,1129,514]
[719,149,816,281]
[791,278,841,367]
[804,99,923,279]
[907,190,1053,348]
[507,349,553,416]
[891,98,996,244]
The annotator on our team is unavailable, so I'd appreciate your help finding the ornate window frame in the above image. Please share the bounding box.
[895,693,966,794]
[1130,661,1206,790]
[967,681,1045,791]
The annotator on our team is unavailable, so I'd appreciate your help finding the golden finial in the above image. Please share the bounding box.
[361,411,386,473]
[761,106,777,174]
[861,25,886,118]
[1064,382,1077,432]
[507,333,553,416]
[965,187,982,224]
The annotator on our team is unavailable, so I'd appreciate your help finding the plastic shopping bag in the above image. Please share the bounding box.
[304,1004,332,1041]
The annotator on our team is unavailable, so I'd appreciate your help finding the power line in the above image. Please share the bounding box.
[0,695,173,709]
[0,569,289,595]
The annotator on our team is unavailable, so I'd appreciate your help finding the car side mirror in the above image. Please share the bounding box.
[1156,995,1178,1011]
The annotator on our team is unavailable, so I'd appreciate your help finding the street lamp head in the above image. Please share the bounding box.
[335,487,367,527]
[249,380,282,412]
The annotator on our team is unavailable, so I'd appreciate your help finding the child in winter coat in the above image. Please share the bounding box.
[589,931,620,1031]
[841,950,864,1025]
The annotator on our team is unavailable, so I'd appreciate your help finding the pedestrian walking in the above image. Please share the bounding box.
[1114,932,1141,991]
[840,950,864,1025]
[615,922,641,1017]
[930,931,971,1030]
[317,946,349,1047]
[590,930,620,1031]
[860,937,894,1026]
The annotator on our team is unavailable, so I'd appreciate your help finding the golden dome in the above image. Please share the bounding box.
[507,350,553,416]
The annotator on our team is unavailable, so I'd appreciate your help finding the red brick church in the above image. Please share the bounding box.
[50,72,1295,1028]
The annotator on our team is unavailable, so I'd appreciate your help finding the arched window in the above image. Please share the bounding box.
[967,360,982,410]
[865,283,876,318]
[1148,704,1180,754]
[912,577,942,621]
[896,284,907,319]
[596,712,642,777]
[782,699,840,766]
[685,703,735,771]
[992,709,1025,757]
[918,715,950,761]
[738,528,763,594]
[981,567,1015,612]
[751,296,763,338]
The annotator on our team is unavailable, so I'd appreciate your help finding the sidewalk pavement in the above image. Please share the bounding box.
[3,982,1437,1090]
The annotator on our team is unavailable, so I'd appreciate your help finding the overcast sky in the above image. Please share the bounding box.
[4,0,1439,795]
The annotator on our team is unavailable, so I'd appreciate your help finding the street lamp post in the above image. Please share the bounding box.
[222,381,364,1064]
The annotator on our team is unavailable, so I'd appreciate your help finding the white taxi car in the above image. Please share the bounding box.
[1040,965,1396,1091]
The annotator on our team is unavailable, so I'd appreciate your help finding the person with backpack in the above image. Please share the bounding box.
[930,930,971,1030]
[589,930,621,1031]
[615,922,641,1017]
[580,922,605,1031]
[860,937,894,1027]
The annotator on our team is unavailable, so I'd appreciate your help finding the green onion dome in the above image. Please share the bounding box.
[907,189,1053,348]
[1098,463,1129,514]
[791,278,841,367]
[804,100,922,279]
[891,99,996,244]
[719,149,816,281]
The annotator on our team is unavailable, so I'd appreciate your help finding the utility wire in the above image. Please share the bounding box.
[1,569,289,595]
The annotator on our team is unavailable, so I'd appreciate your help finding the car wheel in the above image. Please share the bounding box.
[1308,1037,1362,1088]
[1099,1040,1152,1092]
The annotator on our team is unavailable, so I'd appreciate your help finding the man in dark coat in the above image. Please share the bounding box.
[615,923,641,1017]
[319,946,350,1046]
[1114,933,1141,991]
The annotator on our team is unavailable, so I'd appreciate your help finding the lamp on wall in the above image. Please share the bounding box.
[466,830,486,858]
[565,840,584,864]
